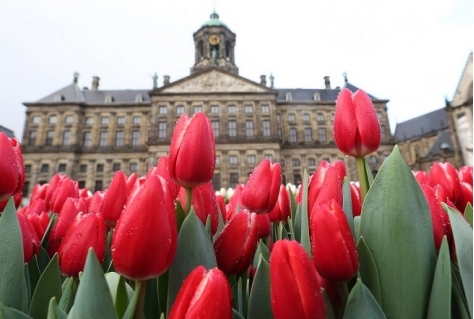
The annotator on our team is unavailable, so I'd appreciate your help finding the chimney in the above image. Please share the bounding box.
[91,76,100,90]
[163,75,170,86]
[324,76,331,89]
[260,75,267,86]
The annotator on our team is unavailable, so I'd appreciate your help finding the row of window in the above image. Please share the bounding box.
[276,111,383,123]
[215,153,274,166]
[27,130,141,147]
[31,114,143,126]
[158,104,270,115]
[32,161,140,175]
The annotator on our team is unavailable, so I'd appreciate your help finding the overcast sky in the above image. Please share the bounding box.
[1,0,472,140]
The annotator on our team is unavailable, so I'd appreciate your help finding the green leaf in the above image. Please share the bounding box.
[212,203,225,242]
[0,198,26,312]
[72,249,118,319]
[288,185,297,225]
[293,205,302,242]
[445,204,473,316]
[157,270,169,316]
[232,308,245,319]
[426,236,451,319]
[58,277,76,314]
[102,231,113,273]
[247,256,272,319]
[29,254,62,319]
[451,266,471,319]
[47,297,67,319]
[41,213,57,249]
[105,273,133,318]
[299,170,311,256]
[143,277,159,319]
[121,280,146,319]
[358,146,436,319]
[464,203,472,228]
[0,301,33,319]
[27,256,41,302]
[342,177,356,239]
[353,216,361,239]
[175,201,186,232]
[278,222,289,240]
[343,279,386,319]
[252,241,270,269]
[167,209,217,315]
[322,290,336,319]
[356,237,381,306]
[36,246,52,274]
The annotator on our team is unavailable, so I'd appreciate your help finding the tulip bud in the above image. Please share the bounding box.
[17,212,40,264]
[268,185,291,223]
[0,132,25,201]
[0,192,22,213]
[421,184,450,250]
[27,211,50,241]
[112,175,177,281]
[333,88,381,157]
[242,159,281,214]
[225,184,243,221]
[213,209,259,275]
[154,156,180,200]
[101,170,128,224]
[308,161,344,214]
[311,200,358,282]
[169,112,216,189]
[458,166,473,186]
[50,176,79,213]
[429,162,461,206]
[168,266,232,319]
[256,213,271,238]
[458,182,473,212]
[58,212,106,277]
[270,240,326,319]
[413,171,429,186]
[349,182,362,217]
[215,194,227,223]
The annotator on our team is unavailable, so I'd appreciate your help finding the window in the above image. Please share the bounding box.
[29,131,37,146]
[130,162,138,173]
[159,106,168,114]
[99,131,108,146]
[116,131,124,146]
[211,121,219,137]
[216,156,220,166]
[289,128,297,143]
[262,120,271,136]
[377,111,383,120]
[65,115,74,124]
[317,113,325,123]
[25,164,31,174]
[245,105,253,113]
[303,113,310,122]
[280,159,285,167]
[41,164,49,173]
[380,125,386,141]
[117,116,125,125]
[132,130,140,146]
[78,181,86,189]
[313,93,321,101]
[113,163,121,171]
[212,173,221,190]
[94,180,103,192]
[261,105,269,113]
[304,128,312,142]
[158,122,167,139]
[83,132,91,147]
[49,115,57,124]
[85,117,93,125]
[229,155,238,165]
[211,105,219,114]
[294,174,302,187]
[264,154,273,162]
[101,116,109,125]
[45,130,54,146]
[277,128,282,137]
[79,164,87,173]
[286,92,292,101]
[276,114,281,122]
[288,113,295,122]
[176,105,184,114]
[62,130,71,146]
[245,121,254,136]
[32,116,41,124]
[227,105,236,113]
[58,163,66,172]
[193,105,202,113]
[229,173,239,188]
[369,155,377,164]
[228,121,237,137]
[292,158,301,167]
[318,128,327,143]
[96,164,104,173]
[308,158,316,166]
[247,155,256,164]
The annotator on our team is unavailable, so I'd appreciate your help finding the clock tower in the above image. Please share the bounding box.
[191,11,239,74]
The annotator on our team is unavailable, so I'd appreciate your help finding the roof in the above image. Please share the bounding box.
[425,129,454,157]
[393,108,448,142]
[201,11,228,28]
[0,125,15,138]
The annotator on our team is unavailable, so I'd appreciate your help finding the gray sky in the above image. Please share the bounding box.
[1,0,472,140]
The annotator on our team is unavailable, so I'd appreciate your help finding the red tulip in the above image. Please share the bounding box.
[350,182,362,217]
[153,156,180,200]
[169,112,216,189]
[270,240,326,319]
[429,162,461,206]
[178,182,219,235]
[58,212,106,277]
[215,194,227,223]
[17,212,40,263]
[112,175,177,280]
[0,132,25,201]
[413,171,429,186]
[308,161,344,213]
[311,200,358,282]
[421,184,451,251]
[27,211,50,241]
[30,184,48,202]
[333,88,381,157]
[242,159,281,214]
[213,209,259,275]
[226,184,243,220]
[101,170,128,224]
[168,266,232,319]
[256,213,271,238]
[45,174,62,203]
[458,182,473,212]
[268,185,291,223]
[458,166,473,186]
[50,176,79,213]
[89,191,104,214]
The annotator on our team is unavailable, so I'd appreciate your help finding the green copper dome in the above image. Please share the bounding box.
[201,11,228,28]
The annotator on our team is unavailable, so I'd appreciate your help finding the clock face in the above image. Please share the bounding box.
[209,35,220,45]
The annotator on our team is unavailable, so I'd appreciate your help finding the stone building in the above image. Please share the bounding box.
[21,12,394,195]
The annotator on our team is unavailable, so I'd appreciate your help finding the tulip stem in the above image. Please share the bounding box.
[355,156,369,201]
[337,281,350,310]
[184,187,193,215]
[133,280,147,319]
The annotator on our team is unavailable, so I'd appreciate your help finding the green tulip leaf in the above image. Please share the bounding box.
[289,185,298,224]
[29,254,62,319]
[342,177,356,239]
[293,205,302,242]
[47,297,67,319]
[343,279,386,319]
[102,231,113,273]
[58,277,76,314]
[105,272,133,318]
[358,146,436,319]
[157,271,169,315]
[356,236,381,306]
[252,241,270,269]
[247,256,273,319]
[451,266,471,319]
[322,290,336,319]
[426,236,451,319]
[299,170,311,257]
[353,216,361,239]
[232,308,245,319]
[0,301,33,319]
[41,213,57,249]
[167,209,217,314]
[144,277,159,319]
[27,256,42,301]
[0,198,26,312]
[72,249,118,319]
[175,201,186,232]
[212,204,225,242]
[445,204,473,316]
[37,246,52,275]
[278,222,289,240]
[464,203,472,228]
[121,280,146,319]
